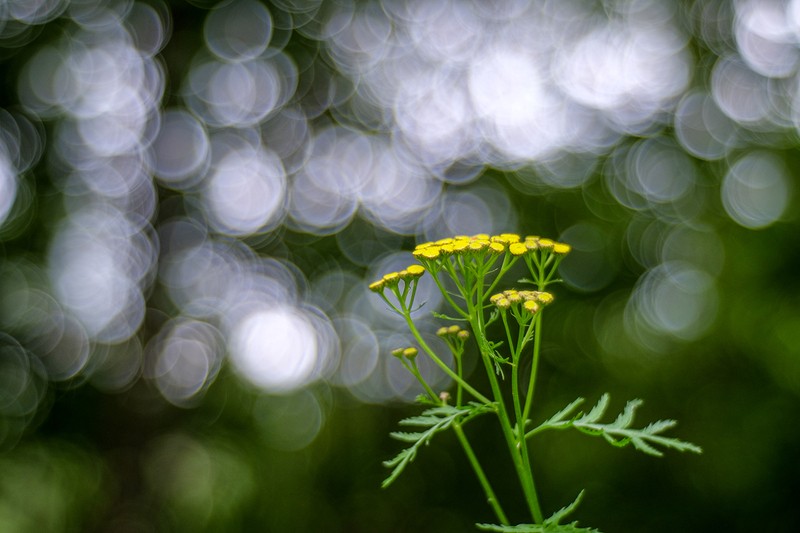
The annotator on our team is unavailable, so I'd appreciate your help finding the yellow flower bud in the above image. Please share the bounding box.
[488,242,505,254]
[369,280,385,292]
[391,348,404,358]
[436,326,449,337]
[537,238,554,250]
[457,330,470,340]
[499,233,521,243]
[402,347,418,359]
[535,292,554,305]
[406,264,425,277]
[552,242,571,255]
[509,242,528,256]
[447,325,460,334]
[523,300,540,314]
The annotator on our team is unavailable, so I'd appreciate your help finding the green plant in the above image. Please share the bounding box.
[369,233,702,532]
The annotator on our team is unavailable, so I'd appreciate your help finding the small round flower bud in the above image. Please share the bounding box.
[406,264,425,277]
[490,293,504,304]
[468,240,488,251]
[447,325,460,334]
[391,348,404,358]
[535,292,554,305]
[436,326,449,337]
[509,242,528,256]
[435,237,454,245]
[537,238,554,250]
[495,298,511,310]
[439,391,451,403]
[457,330,470,340]
[488,242,505,254]
[452,239,470,252]
[506,292,522,304]
[499,233,521,243]
[523,300,540,314]
[369,280,385,292]
[552,242,571,254]
[383,272,400,283]
[402,347,418,359]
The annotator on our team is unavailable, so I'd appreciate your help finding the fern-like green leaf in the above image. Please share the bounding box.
[382,402,494,488]
[527,394,703,457]
[477,490,601,532]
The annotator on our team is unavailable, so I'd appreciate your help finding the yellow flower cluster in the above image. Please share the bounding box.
[412,233,570,260]
[489,289,554,314]
[369,264,426,292]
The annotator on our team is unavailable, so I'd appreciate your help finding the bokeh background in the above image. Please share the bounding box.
[1,0,799,531]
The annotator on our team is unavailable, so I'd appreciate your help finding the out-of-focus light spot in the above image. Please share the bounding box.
[735,0,799,78]
[662,226,726,276]
[722,151,791,229]
[0,334,48,449]
[626,137,696,204]
[394,70,477,168]
[254,390,325,450]
[146,319,224,407]
[149,109,209,188]
[424,185,516,240]
[204,143,286,236]
[357,139,441,235]
[125,0,171,56]
[0,148,16,227]
[48,205,156,343]
[559,222,619,293]
[86,338,142,392]
[259,105,311,174]
[674,90,738,160]
[0,334,42,418]
[145,434,255,527]
[3,0,66,24]
[711,55,773,125]
[335,216,404,266]
[328,316,379,387]
[184,53,297,128]
[228,305,320,393]
[36,313,90,382]
[556,20,691,127]
[204,0,274,62]
[627,261,718,343]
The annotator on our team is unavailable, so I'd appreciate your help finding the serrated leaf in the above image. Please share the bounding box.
[389,431,426,443]
[382,402,494,488]
[477,490,601,533]
[547,490,585,525]
[476,523,601,533]
[580,393,609,423]
[528,395,702,457]
[610,399,641,428]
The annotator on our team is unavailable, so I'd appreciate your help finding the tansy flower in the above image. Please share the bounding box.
[509,242,528,256]
[553,242,571,254]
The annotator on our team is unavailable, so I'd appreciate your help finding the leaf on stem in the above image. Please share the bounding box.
[382,402,494,488]
[477,490,601,532]
[528,394,703,457]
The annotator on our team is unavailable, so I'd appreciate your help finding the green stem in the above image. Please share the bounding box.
[470,283,543,524]
[402,312,491,405]
[406,358,439,403]
[521,312,543,439]
[453,422,509,526]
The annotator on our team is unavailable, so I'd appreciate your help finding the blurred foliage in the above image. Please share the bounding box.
[2,0,800,532]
